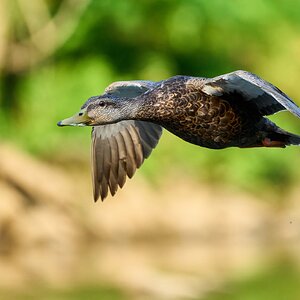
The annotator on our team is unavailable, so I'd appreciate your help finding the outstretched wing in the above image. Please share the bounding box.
[202,70,300,117]
[105,80,159,97]
[92,80,162,202]
[92,121,162,201]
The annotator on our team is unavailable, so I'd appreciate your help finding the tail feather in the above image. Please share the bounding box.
[259,119,300,147]
[284,132,300,146]
[266,128,300,147]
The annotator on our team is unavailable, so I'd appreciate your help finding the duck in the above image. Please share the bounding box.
[58,70,300,202]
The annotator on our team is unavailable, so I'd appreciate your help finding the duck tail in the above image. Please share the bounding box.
[262,123,300,148]
[285,132,300,146]
[286,132,300,146]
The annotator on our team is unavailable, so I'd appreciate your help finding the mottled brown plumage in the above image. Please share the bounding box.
[58,70,300,201]
[133,76,262,149]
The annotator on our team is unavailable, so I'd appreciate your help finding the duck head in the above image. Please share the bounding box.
[57,95,132,127]
[57,79,158,127]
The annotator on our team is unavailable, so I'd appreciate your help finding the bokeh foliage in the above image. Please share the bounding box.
[204,259,300,300]
[1,0,300,198]
[0,285,126,300]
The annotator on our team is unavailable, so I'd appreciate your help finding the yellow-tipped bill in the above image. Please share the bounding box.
[57,108,91,127]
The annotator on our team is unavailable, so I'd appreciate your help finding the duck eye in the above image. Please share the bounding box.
[98,101,106,107]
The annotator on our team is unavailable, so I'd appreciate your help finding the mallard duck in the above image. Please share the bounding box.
[58,70,300,201]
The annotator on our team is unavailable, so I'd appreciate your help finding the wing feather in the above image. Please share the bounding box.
[108,137,119,196]
[114,133,127,188]
[92,121,162,201]
[133,121,162,158]
[129,125,144,167]
[105,80,159,97]
[202,70,300,117]
[120,127,137,178]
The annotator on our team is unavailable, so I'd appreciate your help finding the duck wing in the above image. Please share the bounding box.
[92,121,162,201]
[201,70,300,117]
[104,80,159,97]
[92,80,162,202]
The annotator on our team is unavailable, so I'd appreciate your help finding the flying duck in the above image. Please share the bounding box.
[58,70,300,201]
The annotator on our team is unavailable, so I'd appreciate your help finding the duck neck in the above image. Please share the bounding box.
[122,96,152,121]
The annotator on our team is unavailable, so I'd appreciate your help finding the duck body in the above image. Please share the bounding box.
[133,76,290,149]
[58,70,300,201]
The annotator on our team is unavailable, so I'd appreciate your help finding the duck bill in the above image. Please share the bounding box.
[57,108,92,127]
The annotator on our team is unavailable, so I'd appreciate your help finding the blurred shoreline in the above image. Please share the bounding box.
[0,143,299,299]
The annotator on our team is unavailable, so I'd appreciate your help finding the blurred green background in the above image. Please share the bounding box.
[1,0,300,299]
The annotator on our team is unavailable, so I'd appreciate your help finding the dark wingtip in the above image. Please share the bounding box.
[94,195,104,202]
[93,196,105,202]
[93,194,99,202]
